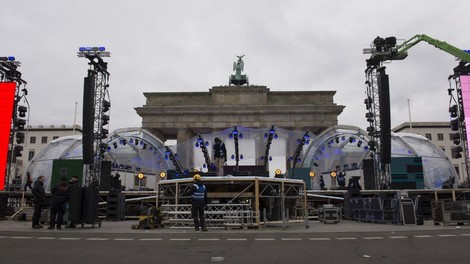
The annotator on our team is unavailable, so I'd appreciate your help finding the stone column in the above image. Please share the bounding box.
[176,128,195,171]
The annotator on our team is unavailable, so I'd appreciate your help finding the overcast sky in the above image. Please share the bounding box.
[2,0,469,137]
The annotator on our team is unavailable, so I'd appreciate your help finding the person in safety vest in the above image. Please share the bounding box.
[190,174,209,231]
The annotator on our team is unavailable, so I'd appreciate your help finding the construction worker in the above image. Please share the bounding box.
[190,174,209,231]
[213,137,227,176]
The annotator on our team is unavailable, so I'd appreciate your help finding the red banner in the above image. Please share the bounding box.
[0,82,16,190]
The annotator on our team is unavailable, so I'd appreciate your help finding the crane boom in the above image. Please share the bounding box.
[394,34,470,63]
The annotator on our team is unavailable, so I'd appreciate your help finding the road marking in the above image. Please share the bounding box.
[169,238,191,241]
[413,235,433,238]
[140,238,163,241]
[281,238,303,241]
[0,236,8,239]
[363,237,384,240]
[36,237,56,240]
[437,234,457,237]
[308,238,331,241]
[336,237,357,240]
[87,238,109,241]
[390,236,408,239]
[211,256,225,262]
[460,234,470,236]
[10,236,33,239]
[227,238,247,241]
[255,238,275,241]
[114,238,134,241]
[59,237,81,240]
[198,238,220,241]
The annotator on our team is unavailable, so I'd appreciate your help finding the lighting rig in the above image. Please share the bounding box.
[289,130,310,178]
[195,134,215,173]
[260,125,278,171]
[363,36,406,189]
[78,47,111,186]
[448,61,470,186]
[229,126,243,173]
[164,146,185,176]
[0,56,29,190]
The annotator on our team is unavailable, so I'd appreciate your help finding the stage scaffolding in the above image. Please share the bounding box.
[157,176,307,228]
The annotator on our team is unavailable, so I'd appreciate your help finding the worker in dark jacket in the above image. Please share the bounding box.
[190,174,209,232]
[31,175,46,229]
[213,137,227,176]
[48,177,69,230]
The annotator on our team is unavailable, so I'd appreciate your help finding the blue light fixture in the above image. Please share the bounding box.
[7,56,15,61]
[79,47,86,51]
[99,47,106,51]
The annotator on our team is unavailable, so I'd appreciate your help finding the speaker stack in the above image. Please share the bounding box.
[82,74,95,165]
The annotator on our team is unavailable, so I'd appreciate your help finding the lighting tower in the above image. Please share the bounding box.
[363,37,406,189]
[0,56,29,190]
[77,47,111,186]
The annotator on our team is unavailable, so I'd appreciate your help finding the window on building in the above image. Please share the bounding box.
[454,166,460,177]
[425,133,432,140]
[53,136,59,140]
[28,150,35,161]
[437,133,444,141]
[30,136,36,144]
[41,136,48,144]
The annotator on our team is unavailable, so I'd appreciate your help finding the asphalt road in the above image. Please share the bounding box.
[1,229,470,264]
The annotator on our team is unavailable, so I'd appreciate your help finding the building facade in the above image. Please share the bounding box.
[12,125,82,182]
[392,121,468,185]
[135,85,344,143]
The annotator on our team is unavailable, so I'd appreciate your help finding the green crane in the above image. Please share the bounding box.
[363,34,470,189]
[365,34,470,65]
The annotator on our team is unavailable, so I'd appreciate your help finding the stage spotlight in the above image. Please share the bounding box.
[450,119,459,131]
[349,137,354,143]
[357,140,363,147]
[335,137,339,143]
[309,171,315,178]
[113,142,118,149]
[330,171,337,178]
[449,105,458,118]
[159,172,166,178]
[450,133,460,145]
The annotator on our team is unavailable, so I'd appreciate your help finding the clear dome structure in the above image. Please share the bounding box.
[391,132,457,189]
[26,128,174,190]
[26,125,457,190]
[301,125,458,189]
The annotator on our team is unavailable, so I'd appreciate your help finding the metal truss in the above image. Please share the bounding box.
[1,58,28,190]
[159,203,255,228]
[365,66,390,188]
[78,49,111,185]
[452,76,470,185]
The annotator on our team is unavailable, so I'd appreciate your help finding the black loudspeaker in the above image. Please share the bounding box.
[362,159,376,190]
[377,67,391,165]
[106,189,126,221]
[81,186,99,222]
[100,161,112,191]
[0,194,8,219]
[82,74,95,165]
[69,185,83,223]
